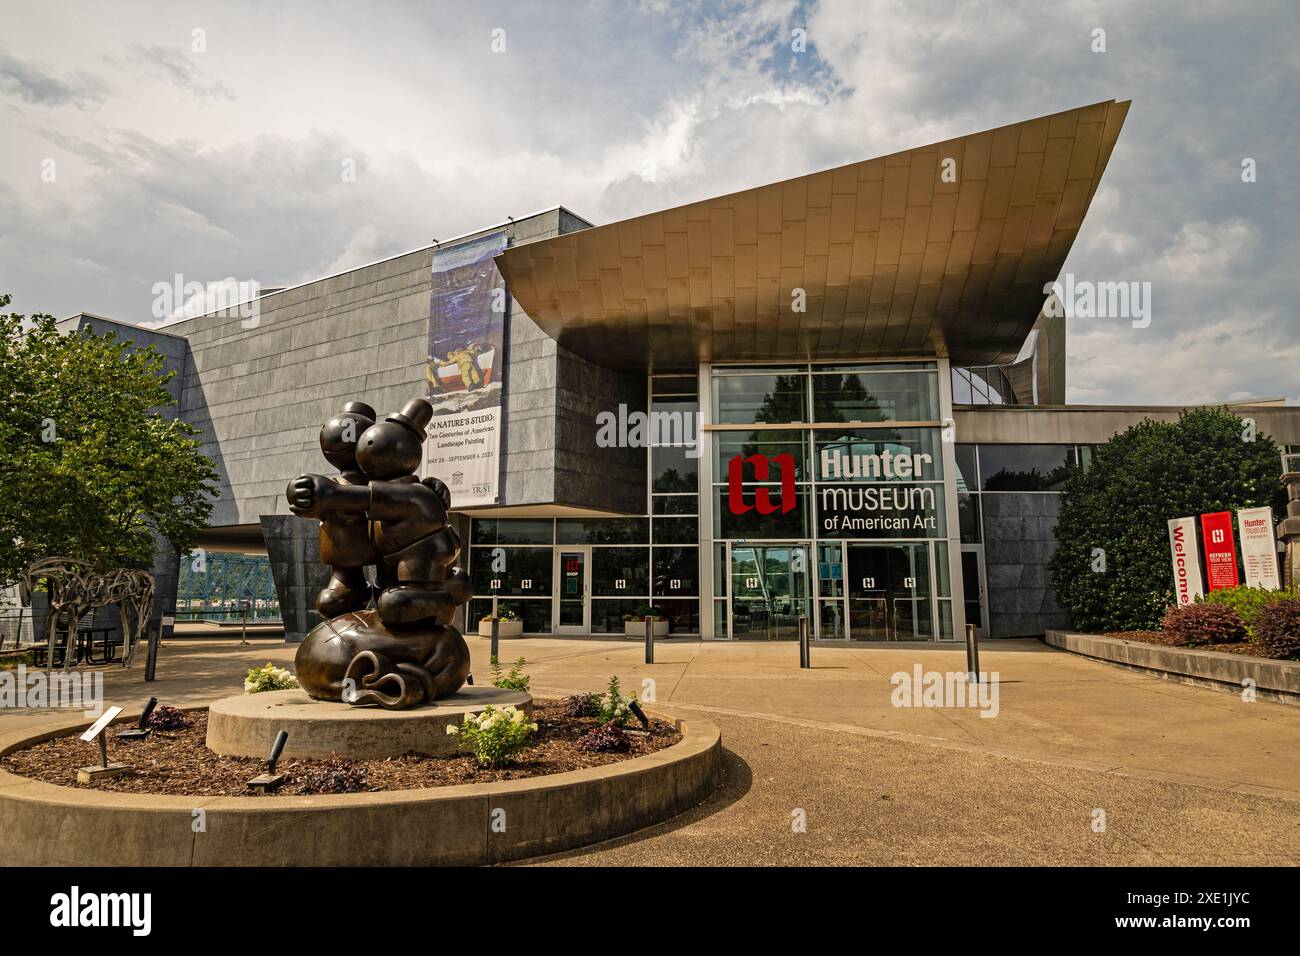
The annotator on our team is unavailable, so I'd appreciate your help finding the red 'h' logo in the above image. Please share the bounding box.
[728,453,796,515]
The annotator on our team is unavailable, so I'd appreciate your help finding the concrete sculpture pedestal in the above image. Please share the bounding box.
[206,687,532,760]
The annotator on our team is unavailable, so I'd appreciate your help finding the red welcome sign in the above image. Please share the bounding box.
[1199,511,1239,591]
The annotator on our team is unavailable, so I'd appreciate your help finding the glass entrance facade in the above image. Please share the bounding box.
[706,360,959,642]
[466,359,962,641]
[728,543,810,640]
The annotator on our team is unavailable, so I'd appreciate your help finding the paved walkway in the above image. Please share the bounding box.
[3,635,1297,864]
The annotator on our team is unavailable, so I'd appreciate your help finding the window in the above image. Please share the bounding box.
[713,371,808,424]
[812,369,939,422]
[813,428,944,482]
[977,444,1078,491]
[555,518,649,544]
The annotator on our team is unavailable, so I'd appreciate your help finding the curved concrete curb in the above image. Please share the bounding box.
[1044,630,1300,704]
[0,705,722,866]
[206,687,533,759]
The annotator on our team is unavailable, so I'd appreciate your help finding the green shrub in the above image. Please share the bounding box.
[490,655,530,691]
[446,705,537,768]
[1253,599,1300,660]
[596,675,633,727]
[1199,585,1299,638]
[1048,407,1284,632]
[244,662,298,693]
[1161,603,1247,646]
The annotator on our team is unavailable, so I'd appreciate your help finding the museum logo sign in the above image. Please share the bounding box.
[817,447,941,538]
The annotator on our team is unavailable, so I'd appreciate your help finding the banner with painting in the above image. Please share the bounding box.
[426,231,508,507]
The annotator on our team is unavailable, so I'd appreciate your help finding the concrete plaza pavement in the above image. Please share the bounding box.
[2,634,1297,865]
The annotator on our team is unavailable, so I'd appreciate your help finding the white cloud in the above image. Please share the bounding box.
[1156,219,1258,281]
[0,0,1297,404]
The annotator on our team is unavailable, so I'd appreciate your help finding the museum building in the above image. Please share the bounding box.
[67,99,1300,644]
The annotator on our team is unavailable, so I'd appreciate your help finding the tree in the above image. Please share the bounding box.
[1049,407,1285,632]
[0,294,217,586]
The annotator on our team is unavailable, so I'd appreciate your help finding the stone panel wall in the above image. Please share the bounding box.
[980,492,1068,638]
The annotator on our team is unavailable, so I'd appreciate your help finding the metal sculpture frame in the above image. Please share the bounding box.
[18,558,155,671]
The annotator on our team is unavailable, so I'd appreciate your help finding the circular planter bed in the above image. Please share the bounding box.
[0,700,722,866]
[7,701,678,796]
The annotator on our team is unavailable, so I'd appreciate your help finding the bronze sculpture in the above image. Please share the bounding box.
[287,398,472,709]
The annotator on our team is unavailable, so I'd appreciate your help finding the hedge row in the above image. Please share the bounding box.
[1161,586,1300,660]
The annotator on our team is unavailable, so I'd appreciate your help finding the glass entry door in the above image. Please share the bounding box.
[553,547,590,634]
[961,545,988,638]
[729,543,811,640]
[846,543,933,640]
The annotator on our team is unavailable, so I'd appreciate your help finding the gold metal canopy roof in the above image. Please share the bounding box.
[497,99,1130,371]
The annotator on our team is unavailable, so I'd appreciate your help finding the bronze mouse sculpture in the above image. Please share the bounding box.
[287,398,472,709]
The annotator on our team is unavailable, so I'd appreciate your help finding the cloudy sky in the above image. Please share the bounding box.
[1,0,1297,404]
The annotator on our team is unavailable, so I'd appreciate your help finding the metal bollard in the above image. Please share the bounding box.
[644,616,654,664]
[144,622,164,682]
[798,614,810,668]
[965,623,980,683]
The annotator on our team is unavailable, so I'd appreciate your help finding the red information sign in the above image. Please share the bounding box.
[1200,511,1240,591]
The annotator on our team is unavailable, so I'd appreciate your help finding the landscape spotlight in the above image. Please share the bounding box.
[247,730,290,792]
[116,696,158,740]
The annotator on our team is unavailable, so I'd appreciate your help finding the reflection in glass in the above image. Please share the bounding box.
[556,518,649,544]
[813,428,944,482]
[715,486,811,539]
[651,444,699,492]
[713,373,808,424]
[812,370,938,422]
[652,547,699,596]
[653,517,698,545]
[729,544,811,640]
[469,546,553,596]
[714,430,807,483]
[591,547,649,596]
[846,543,933,640]
[470,518,553,545]
[978,444,1077,491]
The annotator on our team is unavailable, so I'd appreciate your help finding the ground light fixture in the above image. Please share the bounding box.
[115,696,158,740]
[628,699,650,730]
[246,730,289,792]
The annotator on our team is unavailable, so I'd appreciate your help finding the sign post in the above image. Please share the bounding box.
[1200,511,1240,592]
[1167,517,1205,606]
[1237,506,1281,590]
[77,705,129,784]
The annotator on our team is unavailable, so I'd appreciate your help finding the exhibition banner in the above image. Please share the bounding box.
[425,231,508,507]
[1237,506,1281,590]
[1166,516,1204,606]
[1200,510,1239,591]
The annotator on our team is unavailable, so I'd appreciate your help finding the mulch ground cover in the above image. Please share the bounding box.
[1105,630,1274,657]
[1,700,680,797]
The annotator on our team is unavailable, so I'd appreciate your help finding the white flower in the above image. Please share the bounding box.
[445,725,459,736]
